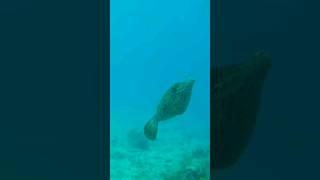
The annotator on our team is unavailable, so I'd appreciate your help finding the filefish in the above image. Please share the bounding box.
[144,80,195,140]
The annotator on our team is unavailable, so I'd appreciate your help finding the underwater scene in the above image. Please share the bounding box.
[110,0,210,179]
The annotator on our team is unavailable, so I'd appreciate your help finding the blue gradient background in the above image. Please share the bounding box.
[111,0,210,131]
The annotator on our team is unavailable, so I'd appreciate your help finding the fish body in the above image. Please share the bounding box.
[144,80,195,140]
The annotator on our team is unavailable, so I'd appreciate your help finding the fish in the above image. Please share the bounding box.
[212,52,271,169]
[144,80,195,140]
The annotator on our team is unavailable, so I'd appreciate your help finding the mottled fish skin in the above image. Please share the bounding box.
[211,52,271,169]
[155,80,195,121]
[144,80,195,140]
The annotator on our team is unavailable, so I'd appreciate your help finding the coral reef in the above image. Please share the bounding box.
[111,127,210,179]
[161,146,210,180]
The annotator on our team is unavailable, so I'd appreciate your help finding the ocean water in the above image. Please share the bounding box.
[110,0,210,179]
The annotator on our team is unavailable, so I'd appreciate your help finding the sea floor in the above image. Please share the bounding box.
[110,126,210,180]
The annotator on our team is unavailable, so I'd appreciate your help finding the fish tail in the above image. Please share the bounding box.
[144,117,158,140]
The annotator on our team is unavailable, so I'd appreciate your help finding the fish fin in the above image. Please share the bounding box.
[144,117,158,140]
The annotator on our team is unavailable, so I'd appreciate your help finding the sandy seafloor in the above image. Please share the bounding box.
[110,112,210,180]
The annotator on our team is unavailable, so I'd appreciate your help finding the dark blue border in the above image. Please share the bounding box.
[99,0,110,179]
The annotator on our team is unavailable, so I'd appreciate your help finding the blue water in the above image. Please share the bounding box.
[111,0,210,179]
[214,0,320,179]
